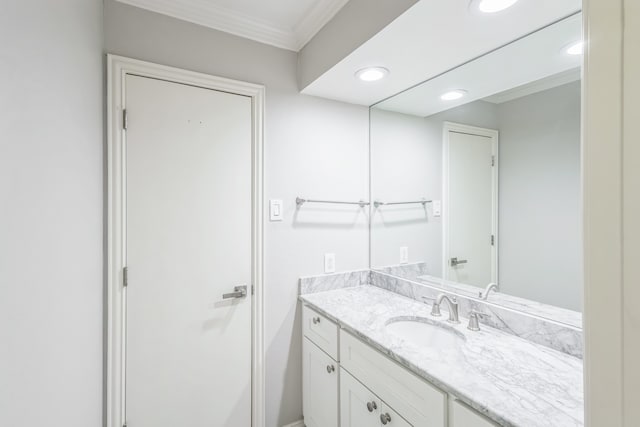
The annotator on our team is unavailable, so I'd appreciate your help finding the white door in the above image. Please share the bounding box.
[339,369,380,427]
[303,338,339,427]
[444,125,497,288]
[125,75,252,427]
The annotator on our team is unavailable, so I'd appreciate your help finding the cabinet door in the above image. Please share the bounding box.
[340,369,381,427]
[379,402,412,427]
[303,337,338,427]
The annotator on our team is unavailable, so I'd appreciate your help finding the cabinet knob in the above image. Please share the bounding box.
[366,401,377,412]
[312,317,321,324]
[326,364,335,373]
[380,413,391,425]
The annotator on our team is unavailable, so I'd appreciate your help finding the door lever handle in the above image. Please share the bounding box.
[222,285,247,299]
[450,257,468,267]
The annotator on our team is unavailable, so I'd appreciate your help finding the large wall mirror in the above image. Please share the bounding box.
[370,13,582,321]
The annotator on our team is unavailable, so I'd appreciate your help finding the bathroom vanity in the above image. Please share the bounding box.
[300,285,582,427]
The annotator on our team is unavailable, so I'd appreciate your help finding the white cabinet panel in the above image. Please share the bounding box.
[340,330,446,427]
[303,306,339,360]
[303,337,339,427]
[450,399,498,427]
[340,369,382,427]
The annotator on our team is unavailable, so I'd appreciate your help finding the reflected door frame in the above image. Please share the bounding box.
[105,55,265,427]
[442,122,499,286]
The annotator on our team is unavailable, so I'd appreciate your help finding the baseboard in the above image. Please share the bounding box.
[281,420,304,427]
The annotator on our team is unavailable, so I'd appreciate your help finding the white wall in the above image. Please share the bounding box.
[371,83,581,310]
[0,1,104,426]
[103,2,370,426]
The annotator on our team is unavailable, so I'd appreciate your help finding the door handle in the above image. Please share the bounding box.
[222,285,247,299]
[380,413,392,424]
[450,257,468,267]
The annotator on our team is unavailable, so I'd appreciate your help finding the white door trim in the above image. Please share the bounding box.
[106,54,265,427]
[442,122,499,285]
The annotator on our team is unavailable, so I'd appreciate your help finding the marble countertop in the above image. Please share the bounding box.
[300,285,583,427]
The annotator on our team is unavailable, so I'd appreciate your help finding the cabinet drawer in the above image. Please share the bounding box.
[341,368,412,427]
[303,305,339,360]
[449,399,497,427]
[340,330,446,427]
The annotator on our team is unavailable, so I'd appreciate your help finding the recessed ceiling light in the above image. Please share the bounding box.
[474,0,519,13]
[355,67,389,82]
[566,40,584,56]
[441,90,467,101]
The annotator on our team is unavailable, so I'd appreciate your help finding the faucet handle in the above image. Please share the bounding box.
[467,310,487,331]
[431,302,442,317]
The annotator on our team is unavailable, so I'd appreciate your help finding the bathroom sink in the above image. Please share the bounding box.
[385,318,465,350]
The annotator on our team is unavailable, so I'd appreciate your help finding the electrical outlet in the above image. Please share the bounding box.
[400,246,409,264]
[324,253,336,273]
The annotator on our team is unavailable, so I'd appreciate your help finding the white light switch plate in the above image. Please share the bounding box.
[269,199,283,221]
[400,246,409,264]
[324,253,336,273]
[432,200,442,217]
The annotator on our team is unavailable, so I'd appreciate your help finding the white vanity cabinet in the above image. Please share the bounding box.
[302,304,498,427]
[302,306,340,427]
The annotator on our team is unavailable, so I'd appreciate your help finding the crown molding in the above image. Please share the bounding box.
[115,0,349,52]
[294,0,350,49]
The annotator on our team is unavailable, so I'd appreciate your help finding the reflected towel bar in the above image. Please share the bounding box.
[296,197,369,208]
[374,199,431,208]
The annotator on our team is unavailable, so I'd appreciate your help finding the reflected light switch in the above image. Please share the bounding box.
[432,200,442,217]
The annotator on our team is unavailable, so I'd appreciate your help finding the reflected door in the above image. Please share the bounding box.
[125,75,252,427]
[444,124,498,288]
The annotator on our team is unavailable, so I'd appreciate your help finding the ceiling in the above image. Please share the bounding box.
[375,13,582,117]
[302,0,582,106]
[115,0,350,51]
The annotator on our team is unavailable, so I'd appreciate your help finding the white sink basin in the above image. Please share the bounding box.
[385,318,465,350]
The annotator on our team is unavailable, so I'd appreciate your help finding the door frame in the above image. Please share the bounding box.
[442,122,499,285]
[106,55,265,427]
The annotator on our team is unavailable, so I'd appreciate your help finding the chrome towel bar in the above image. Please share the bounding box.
[373,199,431,208]
[296,197,369,208]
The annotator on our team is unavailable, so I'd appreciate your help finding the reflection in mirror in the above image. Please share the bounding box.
[370,13,582,315]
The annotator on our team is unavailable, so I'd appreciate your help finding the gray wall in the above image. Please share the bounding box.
[0,1,104,426]
[498,81,582,311]
[370,82,581,310]
[103,2,370,426]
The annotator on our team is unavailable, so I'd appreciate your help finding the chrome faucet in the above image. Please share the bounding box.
[432,294,460,323]
[478,283,498,300]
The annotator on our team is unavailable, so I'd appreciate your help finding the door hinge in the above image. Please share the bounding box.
[491,235,495,246]
[123,266,129,288]
[491,155,495,167]
[122,109,128,130]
